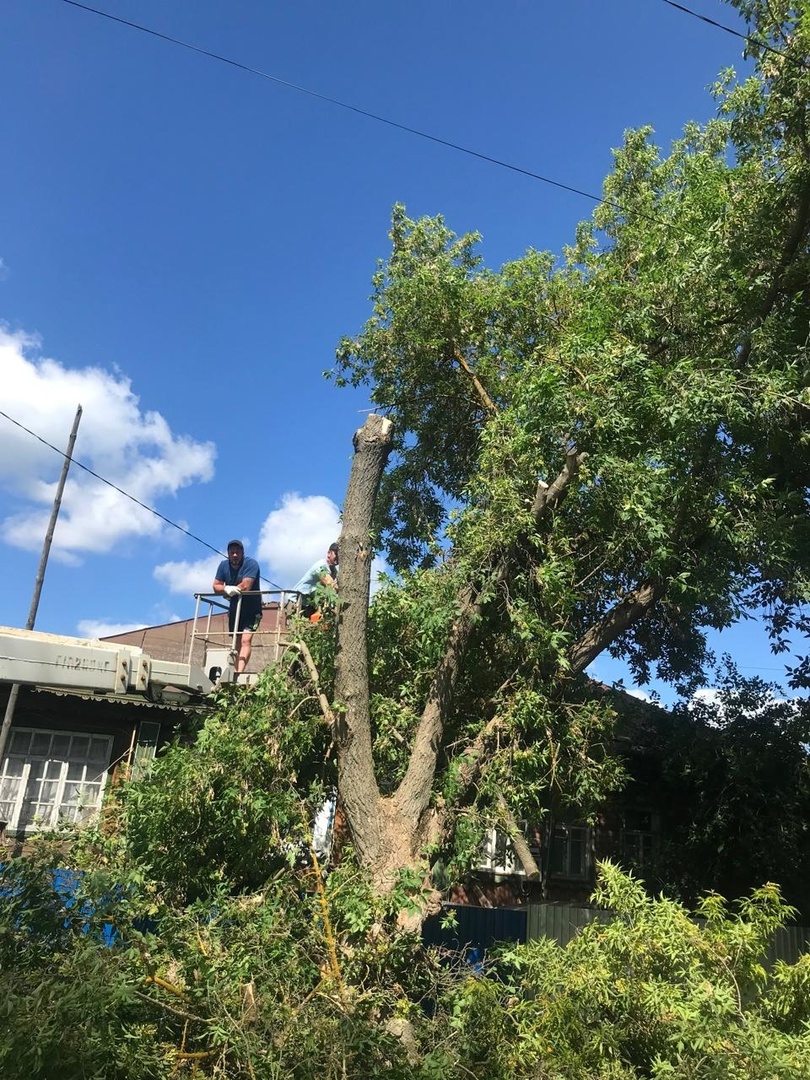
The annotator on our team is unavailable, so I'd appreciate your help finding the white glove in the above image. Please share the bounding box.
[223,585,241,599]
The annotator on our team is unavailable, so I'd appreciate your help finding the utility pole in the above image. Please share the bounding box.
[0,405,83,766]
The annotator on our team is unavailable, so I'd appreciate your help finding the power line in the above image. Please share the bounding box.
[60,0,798,234]
[56,0,617,212]
[0,407,283,589]
[660,0,808,70]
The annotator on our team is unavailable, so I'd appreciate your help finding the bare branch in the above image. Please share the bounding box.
[451,342,498,416]
[284,641,335,728]
[495,793,541,880]
[532,449,588,521]
[567,580,663,676]
[451,715,505,802]
[133,990,205,1025]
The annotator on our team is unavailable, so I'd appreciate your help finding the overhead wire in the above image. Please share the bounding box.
[54,0,643,222]
[53,0,806,236]
[659,0,808,70]
[0,407,284,589]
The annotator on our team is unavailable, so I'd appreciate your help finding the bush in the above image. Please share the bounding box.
[486,862,810,1080]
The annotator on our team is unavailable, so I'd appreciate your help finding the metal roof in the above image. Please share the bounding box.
[29,685,206,711]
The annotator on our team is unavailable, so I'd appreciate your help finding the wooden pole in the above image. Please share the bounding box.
[0,405,83,766]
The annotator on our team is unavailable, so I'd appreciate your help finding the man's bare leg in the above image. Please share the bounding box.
[235,631,253,674]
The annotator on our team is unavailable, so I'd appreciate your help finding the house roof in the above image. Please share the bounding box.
[29,685,204,712]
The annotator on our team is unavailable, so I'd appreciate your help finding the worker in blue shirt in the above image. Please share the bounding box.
[213,539,262,673]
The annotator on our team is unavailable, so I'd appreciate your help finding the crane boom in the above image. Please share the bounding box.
[0,625,213,698]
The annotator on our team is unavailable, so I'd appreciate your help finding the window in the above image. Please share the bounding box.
[478,827,521,876]
[621,810,657,873]
[0,727,113,833]
[548,823,590,879]
[131,721,161,781]
[477,820,537,877]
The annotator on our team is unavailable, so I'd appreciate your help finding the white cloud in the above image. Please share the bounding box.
[153,556,221,596]
[256,492,388,594]
[690,688,722,709]
[0,258,9,282]
[257,493,342,587]
[0,326,216,560]
[625,687,654,703]
[367,555,388,598]
[77,619,149,639]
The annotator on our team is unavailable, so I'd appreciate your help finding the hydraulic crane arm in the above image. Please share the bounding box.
[0,626,213,699]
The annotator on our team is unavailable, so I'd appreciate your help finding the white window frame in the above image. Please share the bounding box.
[478,826,521,876]
[0,727,113,834]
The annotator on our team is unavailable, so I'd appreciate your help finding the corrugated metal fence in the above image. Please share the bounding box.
[422,903,527,954]
[527,903,608,945]
[528,905,810,966]
[424,903,810,967]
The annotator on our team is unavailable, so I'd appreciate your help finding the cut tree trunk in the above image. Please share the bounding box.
[332,418,662,915]
[333,415,392,874]
[333,416,443,908]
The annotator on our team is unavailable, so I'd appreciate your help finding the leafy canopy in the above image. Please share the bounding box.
[334,0,810,695]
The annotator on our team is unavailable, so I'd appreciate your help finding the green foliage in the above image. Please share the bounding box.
[366,566,462,785]
[485,864,810,1080]
[364,561,628,873]
[122,666,331,902]
[334,0,810,690]
[0,844,165,1080]
[0,832,450,1079]
[4,713,810,1080]
[620,665,810,917]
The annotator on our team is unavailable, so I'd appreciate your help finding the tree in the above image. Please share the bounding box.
[488,863,810,1080]
[6,5,810,1076]
[326,0,810,911]
[617,666,810,916]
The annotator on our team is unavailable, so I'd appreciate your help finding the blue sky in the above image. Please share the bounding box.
[0,0,794,699]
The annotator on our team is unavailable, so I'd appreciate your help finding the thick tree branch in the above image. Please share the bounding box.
[495,793,541,880]
[334,414,394,867]
[396,446,587,827]
[453,716,505,800]
[738,178,810,368]
[566,580,664,676]
[450,342,498,416]
[395,581,485,825]
[532,449,588,521]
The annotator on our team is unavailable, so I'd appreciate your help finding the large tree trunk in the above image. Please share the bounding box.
[333,416,405,888]
[333,417,445,904]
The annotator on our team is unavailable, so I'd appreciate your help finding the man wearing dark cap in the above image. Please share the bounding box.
[213,540,262,674]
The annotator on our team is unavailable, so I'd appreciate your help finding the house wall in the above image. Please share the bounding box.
[454,806,650,907]
[0,683,193,846]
